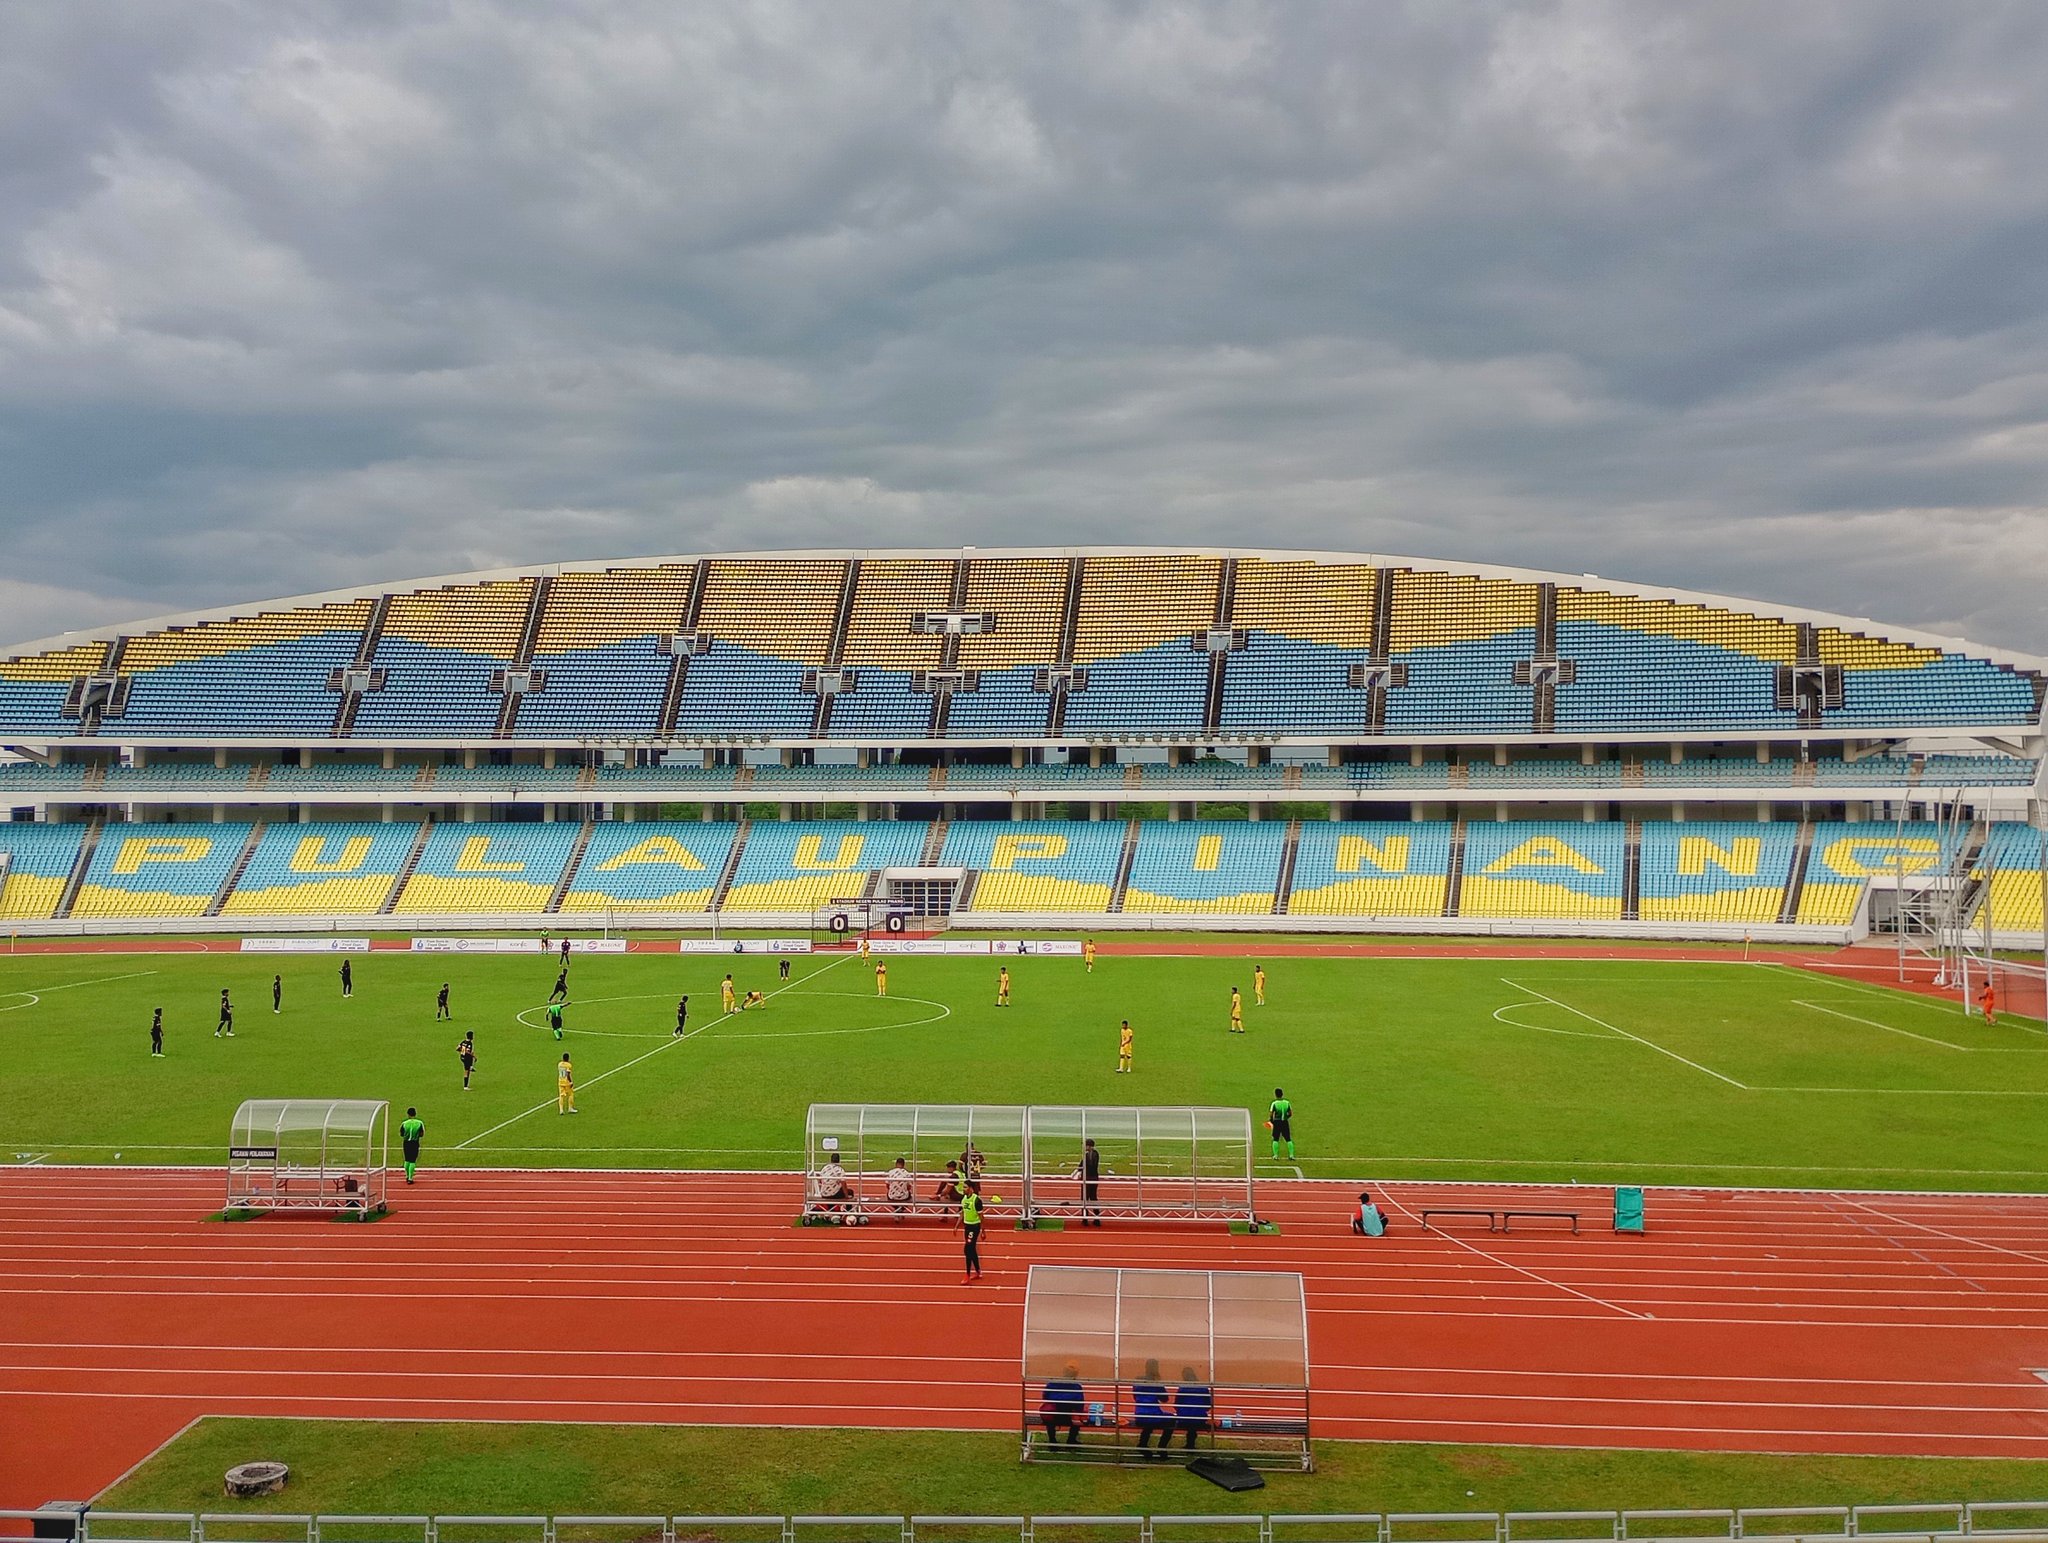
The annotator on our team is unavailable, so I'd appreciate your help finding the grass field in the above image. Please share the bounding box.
[104,1420,2048,1514]
[6,947,2047,1189]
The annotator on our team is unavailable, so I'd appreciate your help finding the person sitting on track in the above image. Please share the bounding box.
[1351,1189,1387,1236]
[932,1159,964,1211]
[1038,1361,1086,1446]
[812,1156,858,1217]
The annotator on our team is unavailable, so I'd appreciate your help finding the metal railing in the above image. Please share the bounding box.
[5,1505,2047,1543]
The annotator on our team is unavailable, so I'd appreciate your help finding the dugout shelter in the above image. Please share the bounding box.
[1021,1265,1311,1469]
[226,1098,389,1216]
[802,1103,1257,1224]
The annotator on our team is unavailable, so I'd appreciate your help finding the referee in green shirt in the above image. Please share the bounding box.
[400,1107,425,1184]
[1267,1089,1294,1160]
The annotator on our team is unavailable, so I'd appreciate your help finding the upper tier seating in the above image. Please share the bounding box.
[1385,571,1539,734]
[0,643,108,735]
[719,819,930,911]
[1459,821,1626,921]
[71,822,255,918]
[1062,556,1218,734]
[224,822,421,915]
[355,581,533,738]
[2,556,2039,742]
[1638,821,1798,923]
[0,823,86,919]
[948,558,1070,736]
[1219,559,1378,734]
[1976,822,2045,936]
[391,822,581,913]
[941,819,1126,913]
[1796,821,1961,925]
[1287,821,1453,917]
[671,560,841,736]
[116,602,373,735]
[1122,820,1288,915]
[829,558,956,737]
[516,565,698,737]
[558,822,739,913]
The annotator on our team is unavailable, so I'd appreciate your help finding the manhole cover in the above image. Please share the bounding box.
[224,1461,290,1498]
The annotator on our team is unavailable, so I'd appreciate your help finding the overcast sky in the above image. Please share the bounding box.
[2,1,2045,654]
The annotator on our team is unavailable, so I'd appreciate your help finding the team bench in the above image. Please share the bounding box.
[1420,1207,1581,1235]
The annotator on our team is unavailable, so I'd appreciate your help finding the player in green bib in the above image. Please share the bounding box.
[400,1107,425,1184]
[1267,1089,1294,1160]
[547,1001,564,1041]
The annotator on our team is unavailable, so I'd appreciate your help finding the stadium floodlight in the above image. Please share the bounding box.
[1020,1265,1311,1469]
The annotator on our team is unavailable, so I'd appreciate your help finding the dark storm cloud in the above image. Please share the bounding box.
[1,0,2045,652]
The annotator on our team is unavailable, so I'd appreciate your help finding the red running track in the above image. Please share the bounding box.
[2,1170,2048,1504]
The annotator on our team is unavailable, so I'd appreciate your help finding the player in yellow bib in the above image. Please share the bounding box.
[1228,987,1244,1034]
[1117,1018,1133,1073]
[1254,964,1267,1007]
[1083,939,1096,973]
[720,974,736,1014]
[556,1052,577,1114]
[875,962,888,997]
[996,966,1011,1007]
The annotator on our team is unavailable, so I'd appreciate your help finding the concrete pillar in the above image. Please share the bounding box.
[622,803,635,823]
[380,748,393,770]
[543,748,556,771]
[1168,803,1181,822]
[1670,742,1683,765]
[1494,744,1508,767]
[1012,746,1025,769]
[1757,801,1770,822]
[781,804,792,821]
[1672,802,1685,823]
[1410,745,1424,768]
[215,747,228,770]
[211,804,224,823]
[1582,801,1596,823]
[381,804,393,823]
[465,749,477,770]
[1248,801,1262,822]
[298,805,310,824]
[132,748,147,769]
[543,803,555,823]
[858,748,871,769]
[464,803,479,823]
[1495,801,1508,823]
[1581,744,1596,765]
[1090,746,1103,768]
[1757,741,1771,763]
[703,750,716,769]
[1088,802,1102,822]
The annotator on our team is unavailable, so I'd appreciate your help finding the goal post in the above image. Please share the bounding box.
[226,1098,389,1216]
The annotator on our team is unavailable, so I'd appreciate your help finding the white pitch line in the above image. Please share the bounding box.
[456,951,855,1150]
[0,968,160,1012]
[1793,999,1973,1051]
[1489,1000,1623,1039]
[1370,1187,1651,1322]
[1501,978,1749,1088]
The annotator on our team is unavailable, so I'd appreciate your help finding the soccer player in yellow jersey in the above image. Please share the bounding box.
[720,973,736,1014]
[1117,1018,1133,1073]
[996,966,1011,1007]
[875,961,888,997]
[1083,938,1096,973]
[858,935,871,960]
[1254,964,1267,1007]
[1228,987,1244,1034]
[556,1052,577,1114]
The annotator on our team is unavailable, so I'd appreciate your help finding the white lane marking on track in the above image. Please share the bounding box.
[1834,1194,2048,1271]
[0,969,159,1012]
[1500,978,1749,1088]
[1370,1187,1652,1322]
[1770,962,2048,1036]
[458,952,855,1150]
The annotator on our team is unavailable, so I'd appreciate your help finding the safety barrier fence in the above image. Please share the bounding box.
[8,1504,2048,1543]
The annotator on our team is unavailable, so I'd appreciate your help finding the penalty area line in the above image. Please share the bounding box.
[1500,977,1748,1088]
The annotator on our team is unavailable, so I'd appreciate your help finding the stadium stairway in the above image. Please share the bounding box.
[545,820,597,913]
[1107,818,1141,912]
[1621,820,1643,922]
[51,821,101,920]
[709,818,750,911]
[379,820,434,914]
[1775,822,1813,924]
[1272,818,1301,914]
[205,823,267,917]
[1442,818,1467,917]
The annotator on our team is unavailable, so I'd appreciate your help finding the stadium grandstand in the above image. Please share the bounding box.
[0,547,2041,945]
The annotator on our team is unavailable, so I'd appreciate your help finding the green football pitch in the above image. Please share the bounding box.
[4,948,2046,1190]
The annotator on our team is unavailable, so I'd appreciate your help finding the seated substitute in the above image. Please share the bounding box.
[1351,1190,1387,1236]
[1038,1361,1086,1445]
[1174,1368,1213,1448]
[885,1156,914,1218]
[813,1156,858,1215]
